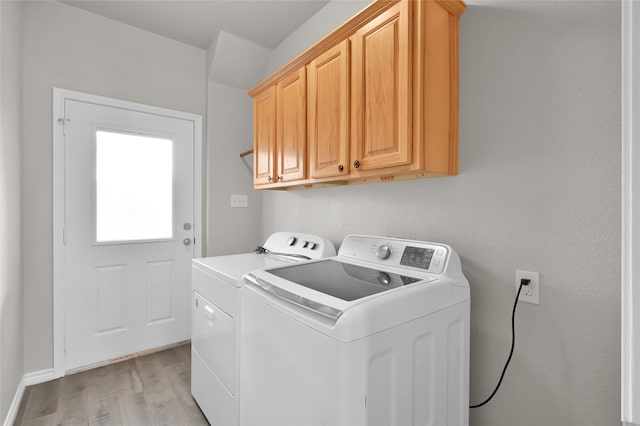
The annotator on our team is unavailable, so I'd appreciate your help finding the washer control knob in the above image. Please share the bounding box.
[376,245,391,259]
[287,236,297,246]
[309,242,317,250]
[302,240,309,248]
[377,272,391,286]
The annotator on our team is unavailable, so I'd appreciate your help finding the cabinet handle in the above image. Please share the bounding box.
[353,160,361,169]
[338,164,344,173]
[276,176,282,181]
[268,176,272,182]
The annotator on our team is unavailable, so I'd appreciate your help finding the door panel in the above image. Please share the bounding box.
[64,99,194,371]
[308,40,350,179]
[94,265,126,333]
[351,1,412,172]
[277,68,306,182]
[253,87,277,185]
[147,260,174,324]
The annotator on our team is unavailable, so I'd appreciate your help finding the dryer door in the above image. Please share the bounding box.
[192,291,236,393]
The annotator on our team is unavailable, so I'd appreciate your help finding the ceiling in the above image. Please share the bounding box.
[61,0,331,50]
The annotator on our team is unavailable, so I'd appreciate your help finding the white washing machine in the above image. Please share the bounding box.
[191,232,336,426]
[240,234,470,426]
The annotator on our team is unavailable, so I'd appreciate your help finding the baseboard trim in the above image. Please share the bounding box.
[3,368,56,426]
[3,377,25,426]
[23,368,56,386]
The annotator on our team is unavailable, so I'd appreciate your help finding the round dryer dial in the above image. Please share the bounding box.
[376,245,391,259]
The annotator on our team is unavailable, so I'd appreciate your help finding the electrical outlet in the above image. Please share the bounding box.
[516,270,539,304]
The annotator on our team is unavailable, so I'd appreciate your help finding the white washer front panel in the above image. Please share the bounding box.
[240,285,470,426]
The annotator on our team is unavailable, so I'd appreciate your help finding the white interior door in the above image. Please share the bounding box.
[62,98,196,372]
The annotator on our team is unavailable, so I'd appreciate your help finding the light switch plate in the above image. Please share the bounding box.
[230,194,248,208]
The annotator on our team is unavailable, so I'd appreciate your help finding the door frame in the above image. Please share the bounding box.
[623,3,640,424]
[52,88,203,378]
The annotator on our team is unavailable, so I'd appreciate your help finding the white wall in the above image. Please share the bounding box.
[263,0,370,76]
[21,1,206,373]
[204,33,269,256]
[0,0,23,421]
[262,1,621,425]
[622,3,640,423]
[210,30,270,91]
[204,81,261,255]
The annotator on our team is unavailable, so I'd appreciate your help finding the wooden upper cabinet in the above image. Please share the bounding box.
[308,40,350,180]
[350,0,412,173]
[276,68,306,183]
[253,86,276,185]
[248,0,465,189]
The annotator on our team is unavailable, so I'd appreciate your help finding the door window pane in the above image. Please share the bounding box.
[95,130,174,243]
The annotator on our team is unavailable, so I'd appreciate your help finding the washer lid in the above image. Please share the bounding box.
[244,264,467,342]
[267,259,425,302]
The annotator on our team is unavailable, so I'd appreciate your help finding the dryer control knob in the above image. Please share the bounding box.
[309,242,318,250]
[287,236,297,246]
[376,245,391,259]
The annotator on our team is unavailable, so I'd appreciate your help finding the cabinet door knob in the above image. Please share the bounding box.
[353,160,361,169]
[338,164,344,173]
[268,176,272,182]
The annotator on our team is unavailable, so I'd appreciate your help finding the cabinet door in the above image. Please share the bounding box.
[308,40,350,179]
[351,1,412,172]
[277,68,306,183]
[253,86,276,185]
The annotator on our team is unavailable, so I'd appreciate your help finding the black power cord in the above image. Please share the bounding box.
[469,278,530,408]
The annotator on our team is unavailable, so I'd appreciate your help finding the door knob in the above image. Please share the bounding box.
[183,238,192,246]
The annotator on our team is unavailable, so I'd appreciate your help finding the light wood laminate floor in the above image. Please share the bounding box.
[13,343,208,426]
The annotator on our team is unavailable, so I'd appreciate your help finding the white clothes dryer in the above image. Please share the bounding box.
[191,232,335,426]
[240,234,470,426]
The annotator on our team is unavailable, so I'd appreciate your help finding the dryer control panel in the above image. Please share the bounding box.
[263,232,336,259]
[338,235,449,274]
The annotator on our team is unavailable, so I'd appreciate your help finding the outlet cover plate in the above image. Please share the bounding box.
[516,270,539,304]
